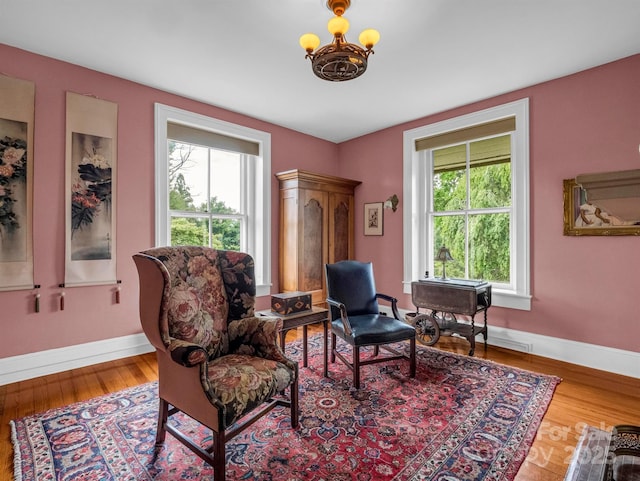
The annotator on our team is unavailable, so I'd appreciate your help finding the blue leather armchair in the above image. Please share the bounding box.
[325,260,416,388]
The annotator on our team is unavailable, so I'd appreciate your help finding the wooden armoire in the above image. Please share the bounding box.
[276,170,361,305]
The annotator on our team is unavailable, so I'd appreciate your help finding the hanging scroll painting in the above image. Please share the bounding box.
[0,75,34,291]
[65,92,118,286]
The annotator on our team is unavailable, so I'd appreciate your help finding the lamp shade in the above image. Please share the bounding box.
[358,28,380,48]
[327,15,349,36]
[299,33,321,52]
[435,246,454,280]
[435,246,454,262]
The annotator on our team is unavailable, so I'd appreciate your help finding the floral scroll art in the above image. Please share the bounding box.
[0,136,27,236]
[71,143,112,238]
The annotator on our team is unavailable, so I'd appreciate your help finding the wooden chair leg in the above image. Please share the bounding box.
[409,338,416,378]
[290,377,299,428]
[373,345,379,356]
[330,333,336,363]
[353,345,361,389]
[156,398,168,445]
[213,429,226,480]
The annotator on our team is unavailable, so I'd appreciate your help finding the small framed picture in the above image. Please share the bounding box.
[364,202,383,236]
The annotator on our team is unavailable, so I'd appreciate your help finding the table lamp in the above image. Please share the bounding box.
[435,246,454,280]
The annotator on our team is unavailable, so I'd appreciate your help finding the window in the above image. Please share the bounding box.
[155,104,272,296]
[403,99,530,310]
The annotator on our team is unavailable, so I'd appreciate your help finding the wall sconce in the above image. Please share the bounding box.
[435,246,454,280]
[384,194,399,212]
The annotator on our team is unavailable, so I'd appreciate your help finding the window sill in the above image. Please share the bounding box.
[492,288,531,311]
[256,284,271,298]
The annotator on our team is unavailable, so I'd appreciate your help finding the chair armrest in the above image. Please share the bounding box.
[228,316,298,372]
[326,297,353,336]
[376,293,401,320]
[168,339,208,367]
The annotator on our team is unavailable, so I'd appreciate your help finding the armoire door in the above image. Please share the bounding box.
[299,188,328,304]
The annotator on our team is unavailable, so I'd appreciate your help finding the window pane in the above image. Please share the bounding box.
[433,215,465,279]
[468,213,510,283]
[170,216,209,246]
[469,135,511,209]
[209,150,241,214]
[212,218,240,251]
[433,144,467,212]
[169,142,209,212]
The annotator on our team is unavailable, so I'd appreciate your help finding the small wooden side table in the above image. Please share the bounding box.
[257,306,328,376]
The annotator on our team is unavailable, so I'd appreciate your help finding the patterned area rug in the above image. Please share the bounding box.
[11,335,560,480]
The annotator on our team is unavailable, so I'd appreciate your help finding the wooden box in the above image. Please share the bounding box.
[271,291,312,316]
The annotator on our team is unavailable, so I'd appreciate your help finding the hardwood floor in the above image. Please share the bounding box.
[1,326,638,480]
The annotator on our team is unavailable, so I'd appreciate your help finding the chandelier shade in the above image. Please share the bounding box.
[299,33,321,52]
[300,0,379,82]
[358,29,380,49]
[327,15,349,36]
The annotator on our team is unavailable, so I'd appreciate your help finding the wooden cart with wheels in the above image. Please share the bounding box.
[407,279,491,355]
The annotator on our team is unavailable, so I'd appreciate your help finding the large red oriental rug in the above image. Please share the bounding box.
[11,335,560,480]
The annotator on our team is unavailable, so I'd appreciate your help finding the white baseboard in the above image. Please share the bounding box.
[1,318,638,386]
[397,308,639,379]
[0,333,154,386]
[487,325,639,378]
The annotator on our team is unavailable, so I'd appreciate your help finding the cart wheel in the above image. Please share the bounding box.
[413,313,440,346]
[432,311,457,330]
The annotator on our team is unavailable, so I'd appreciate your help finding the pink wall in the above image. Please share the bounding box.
[338,54,640,353]
[0,44,339,358]
[2,42,638,360]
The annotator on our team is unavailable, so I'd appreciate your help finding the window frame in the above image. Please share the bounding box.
[155,103,272,296]
[402,98,531,310]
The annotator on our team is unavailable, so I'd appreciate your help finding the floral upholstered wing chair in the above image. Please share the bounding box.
[133,246,298,480]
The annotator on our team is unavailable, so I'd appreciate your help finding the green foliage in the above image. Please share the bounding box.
[170,218,208,246]
[204,197,236,215]
[433,170,465,212]
[212,218,240,251]
[470,163,511,209]
[169,173,194,211]
[169,217,240,251]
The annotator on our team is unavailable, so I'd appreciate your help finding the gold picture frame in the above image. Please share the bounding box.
[364,202,383,236]
[563,179,640,236]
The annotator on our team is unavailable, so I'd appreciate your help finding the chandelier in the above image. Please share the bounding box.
[299,0,380,82]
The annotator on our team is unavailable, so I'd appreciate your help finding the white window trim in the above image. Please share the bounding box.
[402,98,531,310]
[154,103,272,297]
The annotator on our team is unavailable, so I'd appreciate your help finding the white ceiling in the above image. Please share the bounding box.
[2,0,639,143]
